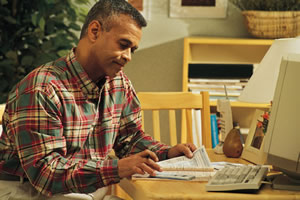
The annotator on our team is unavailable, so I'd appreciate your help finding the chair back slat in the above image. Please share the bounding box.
[201,92,212,148]
[152,110,161,141]
[186,109,193,143]
[180,109,187,143]
[168,110,177,146]
[141,110,145,131]
[137,92,212,148]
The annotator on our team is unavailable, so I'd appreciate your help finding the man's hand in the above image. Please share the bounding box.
[167,143,197,159]
[118,149,162,178]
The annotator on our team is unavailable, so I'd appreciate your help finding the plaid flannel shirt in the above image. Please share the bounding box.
[0,49,170,196]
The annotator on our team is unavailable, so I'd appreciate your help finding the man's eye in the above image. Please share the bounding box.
[120,43,136,54]
[120,43,128,49]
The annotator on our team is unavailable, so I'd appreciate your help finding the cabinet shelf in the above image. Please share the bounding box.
[182,37,273,128]
[210,101,271,108]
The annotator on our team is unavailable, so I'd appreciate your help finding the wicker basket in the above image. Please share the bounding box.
[242,10,300,39]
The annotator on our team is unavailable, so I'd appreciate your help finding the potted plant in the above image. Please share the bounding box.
[0,0,95,103]
[230,0,300,39]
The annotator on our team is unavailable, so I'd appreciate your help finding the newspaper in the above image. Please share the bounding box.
[132,146,216,181]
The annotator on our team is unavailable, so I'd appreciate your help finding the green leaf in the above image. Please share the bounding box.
[41,41,53,51]
[74,0,89,5]
[21,55,34,66]
[0,0,8,5]
[0,59,13,67]
[4,16,17,24]
[69,22,81,31]
[5,51,18,61]
[68,31,79,41]
[15,27,26,37]
[39,17,45,31]
[31,13,38,26]
[57,50,68,57]
[16,66,26,74]
[33,54,52,66]
[34,28,44,39]
[46,0,55,4]
[0,0,83,103]
[55,13,65,21]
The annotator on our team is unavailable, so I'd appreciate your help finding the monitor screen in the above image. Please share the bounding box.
[264,53,300,190]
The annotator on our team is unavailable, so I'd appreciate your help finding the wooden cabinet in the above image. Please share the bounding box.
[182,37,273,129]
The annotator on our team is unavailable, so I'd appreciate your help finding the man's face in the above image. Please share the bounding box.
[90,14,142,79]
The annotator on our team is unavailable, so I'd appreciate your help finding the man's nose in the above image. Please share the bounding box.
[122,49,131,62]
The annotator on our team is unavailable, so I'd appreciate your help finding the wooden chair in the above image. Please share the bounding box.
[137,91,212,148]
[115,92,212,199]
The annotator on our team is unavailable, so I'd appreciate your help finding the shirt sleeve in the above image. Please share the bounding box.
[114,80,171,161]
[6,88,120,197]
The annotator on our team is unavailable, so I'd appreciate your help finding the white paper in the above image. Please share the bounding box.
[132,146,215,180]
[158,146,211,169]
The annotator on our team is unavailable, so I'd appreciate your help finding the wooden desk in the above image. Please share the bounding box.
[119,149,300,200]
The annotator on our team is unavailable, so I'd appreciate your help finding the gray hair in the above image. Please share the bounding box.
[80,0,147,39]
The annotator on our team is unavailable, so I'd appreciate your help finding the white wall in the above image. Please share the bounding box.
[138,1,250,50]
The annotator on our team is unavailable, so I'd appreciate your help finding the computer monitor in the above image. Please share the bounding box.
[264,53,300,191]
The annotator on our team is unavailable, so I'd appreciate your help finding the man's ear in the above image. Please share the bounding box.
[87,20,102,42]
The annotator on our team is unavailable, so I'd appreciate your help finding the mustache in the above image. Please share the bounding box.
[113,58,127,66]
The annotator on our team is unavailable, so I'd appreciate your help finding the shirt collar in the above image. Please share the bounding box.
[66,48,105,100]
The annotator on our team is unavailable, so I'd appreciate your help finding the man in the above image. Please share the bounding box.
[0,0,196,199]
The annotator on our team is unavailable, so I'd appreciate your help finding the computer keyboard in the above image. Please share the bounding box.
[206,165,269,191]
